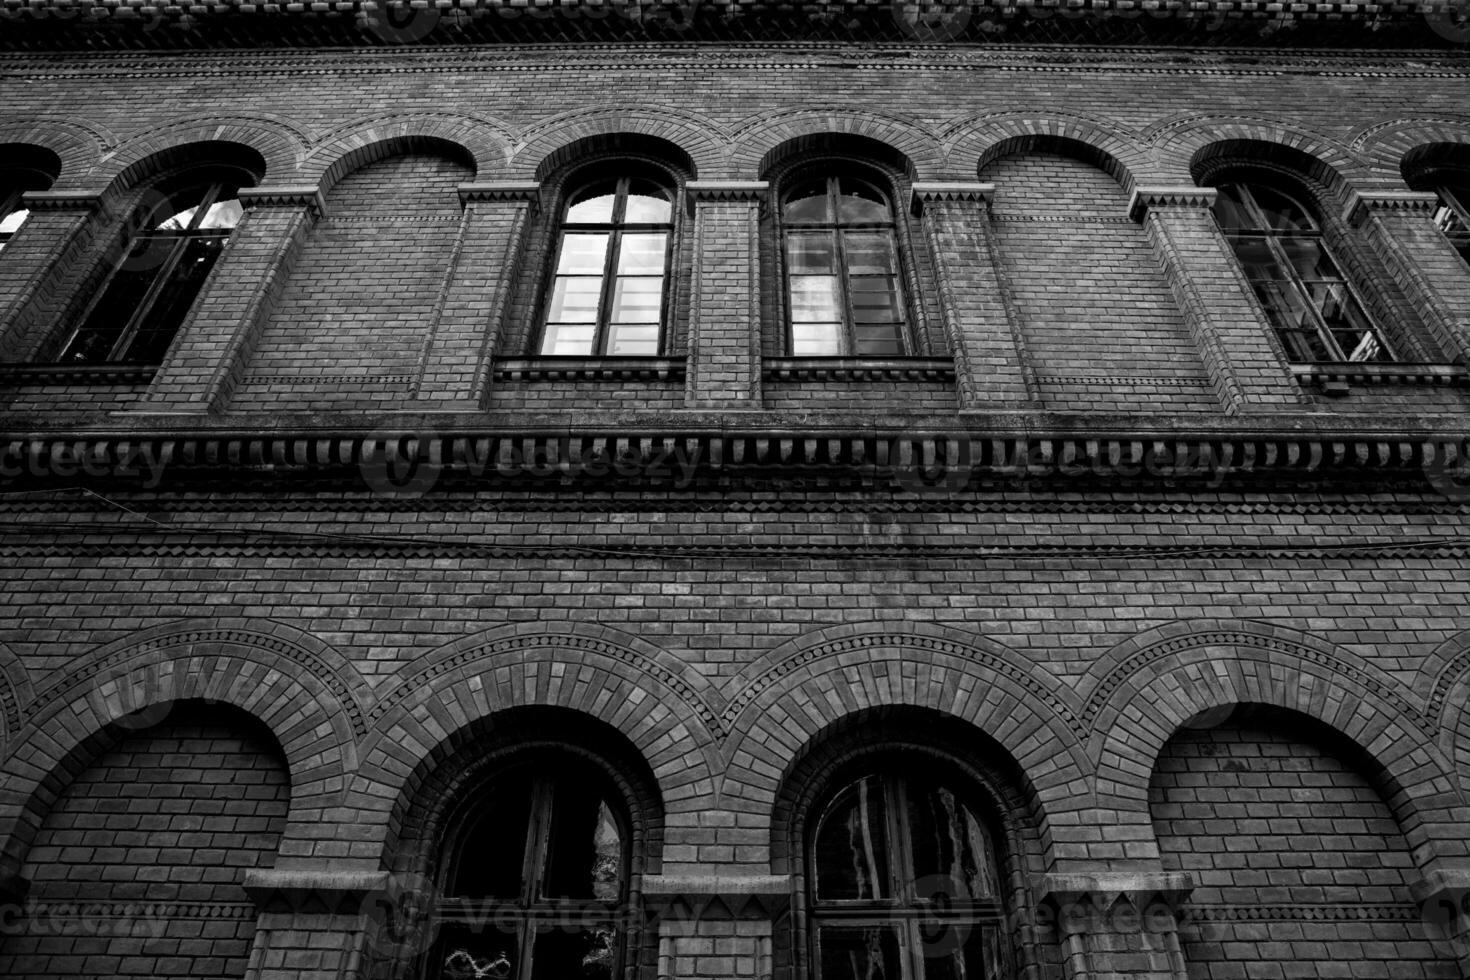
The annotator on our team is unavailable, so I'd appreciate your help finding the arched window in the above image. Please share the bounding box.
[0,191,29,254]
[54,171,247,364]
[1432,179,1470,267]
[781,174,910,357]
[808,766,1011,980]
[540,174,673,356]
[431,752,629,980]
[1210,181,1393,363]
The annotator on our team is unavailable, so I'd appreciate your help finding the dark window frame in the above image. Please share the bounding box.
[538,173,675,357]
[1211,179,1395,364]
[0,188,28,252]
[807,767,1012,980]
[1433,179,1470,267]
[52,173,247,365]
[429,755,634,980]
[777,170,914,358]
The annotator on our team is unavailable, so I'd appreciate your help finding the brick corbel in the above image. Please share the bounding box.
[457,181,541,208]
[685,181,769,209]
[910,181,995,215]
[1127,185,1218,222]
[237,185,327,218]
[642,874,791,920]
[1345,189,1441,228]
[17,189,105,212]
[242,868,389,916]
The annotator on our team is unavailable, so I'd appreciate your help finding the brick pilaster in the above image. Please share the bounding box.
[410,181,539,409]
[684,181,765,411]
[1130,186,1307,414]
[1414,867,1470,976]
[1348,190,1470,365]
[243,868,389,980]
[134,185,323,415]
[1041,872,1193,980]
[0,190,102,362]
[644,875,787,980]
[911,182,1038,410]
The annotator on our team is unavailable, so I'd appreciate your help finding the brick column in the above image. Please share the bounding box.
[1129,186,1306,414]
[644,875,787,980]
[243,868,389,980]
[135,185,323,415]
[0,190,102,362]
[684,181,766,411]
[1040,872,1193,980]
[910,182,1038,410]
[410,181,539,410]
[1348,190,1470,365]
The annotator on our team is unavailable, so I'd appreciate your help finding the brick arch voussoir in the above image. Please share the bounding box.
[731,110,941,181]
[99,119,304,189]
[944,114,1155,189]
[1148,116,1372,190]
[1090,627,1463,865]
[302,113,512,194]
[1349,117,1470,176]
[350,623,721,852]
[0,625,364,876]
[0,120,111,187]
[1420,630,1470,789]
[511,108,725,180]
[0,642,33,752]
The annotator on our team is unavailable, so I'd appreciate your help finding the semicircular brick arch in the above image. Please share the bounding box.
[0,618,367,878]
[1349,116,1470,175]
[1147,115,1373,193]
[0,119,111,187]
[718,622,1088,867]
[730,107,941,181]
[1419,628,1470,787]
[511,105,728,180]
[348,622,722,863]
[1087,620,1467,869]
[98,117,305,188]
[0,640,33,751]
[301,112,512,194]
[943,111,1155,188]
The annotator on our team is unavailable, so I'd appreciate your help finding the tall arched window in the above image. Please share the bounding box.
[540,174,673,356]
[809,766,1011,980]
[1432,179,1470,267]
[431,752,629,980]
[54,170,247,364]
[1210,181,1393,363]
[782,174,909,357]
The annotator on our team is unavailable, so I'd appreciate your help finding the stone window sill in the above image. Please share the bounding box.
[492,357,686,382]
[763,357,956,382]
[0,363,159,386]
[1291,362,1470,396]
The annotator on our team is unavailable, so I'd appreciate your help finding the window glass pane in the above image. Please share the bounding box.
[567,183,618,224]
[920,924,1007,980]
[817,926,902,980]
[848,279,902,323]
[814,776,889,901]
[784,181,831,223]
[837,179,890,224]
[446,771,534,899]
[844,233,897,275]
[59,236,178,363]
[852,324,905,357]
[792,322,842,357]
[1226,237,1285,281]
[124,234,226,363]
[616,233,667,275]
[789,276,842,324]
[530,927,618,980]
[607,323,660,356]
[906,782,1000,902]
[1211,185,1256,233]
[0,207,28,237]
[788,232,837,274]
[609,277,663,324]
[1277,238,1342,282]
[540,785,624,901]
[558,234,609,275]
[541,322,596,356]
[1248,184,1316,232]
[623,190,671,225]
[1248,278,1317,336]
[548,277,603,324]
[195,198,244,230]
[440,928,519,980]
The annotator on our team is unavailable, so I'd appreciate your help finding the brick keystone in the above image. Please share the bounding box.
[642,874,791,919]
[1126,185,1218,222]
[18,189,105,212]
[685,181,769,203]
[242,869,390,915]
[910,182,995,214]
[458,181,541,206]
[1344,189,1442,227]
[237,185,328,217]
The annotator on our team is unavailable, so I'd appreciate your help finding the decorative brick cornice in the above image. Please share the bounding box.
[910,181,995,214]
[1345,189,1443,227]
[492,356,686,382]
[686,180,769,203]
[1127,185,1218,222]
[0,363,157,386]
[1292,361,1470,389]
[763,357,955,382]
[17,189,104,212]
[1040,871,1195,927]
[642,875,791,919]
[457,181,541,206]
[236,185,327,217]
[243,869,389,915]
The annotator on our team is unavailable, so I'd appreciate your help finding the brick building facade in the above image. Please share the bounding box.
[2,5,1470,979]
